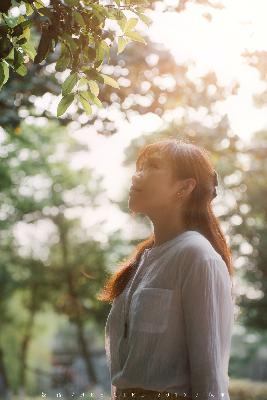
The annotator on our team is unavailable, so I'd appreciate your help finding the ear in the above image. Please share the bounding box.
[182,177,197,195]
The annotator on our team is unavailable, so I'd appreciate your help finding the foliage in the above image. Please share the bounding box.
[233,129,267,331]
[0,0,152,116]
[229,379,267,400]
[0,120,126,392]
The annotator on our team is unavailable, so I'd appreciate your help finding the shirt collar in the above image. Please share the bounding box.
[143,230,198,259]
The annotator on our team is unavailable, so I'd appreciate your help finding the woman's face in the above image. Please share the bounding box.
[128,152,182,216]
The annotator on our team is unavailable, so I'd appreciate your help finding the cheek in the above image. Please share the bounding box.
[149,180,172,201]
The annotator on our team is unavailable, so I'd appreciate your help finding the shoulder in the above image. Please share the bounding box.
[178,230,219,262]
[175,230,229,280]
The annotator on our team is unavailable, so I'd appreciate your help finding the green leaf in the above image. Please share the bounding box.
[73,11,86,28]
[138,13,153,26]
[78,77,89,89]
[78,93,92,115]
[84,68,104,84]
[82,91,103,108]
[34,0,46,8]
[21,42,36,61]
[55,44,71,72]
[90,94,102,108]
[22,26,30,40]
[14,48,24,69]
[124,18,138,33]
[0,61,9,89]
[95,41,105,62]
[108,7,123,20]
[94,59,104,69]
[117,37,127,54]
[78,78,100,97]
[100,73,120,89]
[25,3,34,16]
[135,6,146,13]
[79,91,90,102]
[125,31,147,44]
[57,94,75,117]
[100,40,110,61]
[62,72,78,96]
[15,64,27,76]
[64,0,79,5]
[88,80,99,96]
[55,54,69,72]
[61,33,79,52]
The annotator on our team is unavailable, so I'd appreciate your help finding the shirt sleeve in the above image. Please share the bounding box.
[181,255,234,400]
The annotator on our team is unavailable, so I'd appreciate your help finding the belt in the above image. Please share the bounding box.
[115,387,192,400]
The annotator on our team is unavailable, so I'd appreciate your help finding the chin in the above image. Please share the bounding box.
[128,199,144,214]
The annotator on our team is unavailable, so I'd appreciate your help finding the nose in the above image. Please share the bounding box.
[131,171,143,187]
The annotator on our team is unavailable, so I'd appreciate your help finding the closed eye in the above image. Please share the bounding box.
[136,161,158,171]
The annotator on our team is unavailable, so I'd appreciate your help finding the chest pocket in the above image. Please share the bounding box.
[130,287,173,334]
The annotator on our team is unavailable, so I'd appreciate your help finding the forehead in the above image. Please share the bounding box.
[136,147,170,168]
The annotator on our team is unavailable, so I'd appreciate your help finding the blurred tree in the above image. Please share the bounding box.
[0,121,125,393]
[233,129,267,331]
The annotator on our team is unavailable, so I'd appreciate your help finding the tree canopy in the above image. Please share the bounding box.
[0,0,152,116]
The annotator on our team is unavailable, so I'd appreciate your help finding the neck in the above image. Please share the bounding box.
[150,212,187,248]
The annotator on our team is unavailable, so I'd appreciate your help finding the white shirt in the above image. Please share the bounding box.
[104,230,234,400]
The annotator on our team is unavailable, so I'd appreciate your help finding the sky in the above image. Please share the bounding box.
[149,0,267,140]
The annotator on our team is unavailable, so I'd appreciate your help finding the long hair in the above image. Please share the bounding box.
[97,137,234,304]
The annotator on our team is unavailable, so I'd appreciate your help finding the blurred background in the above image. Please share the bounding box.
[0,0,267,399]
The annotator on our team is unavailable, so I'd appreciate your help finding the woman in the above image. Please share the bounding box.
[97,138,235,400]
